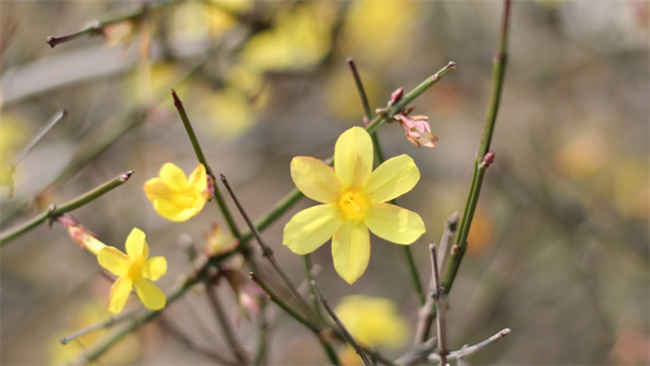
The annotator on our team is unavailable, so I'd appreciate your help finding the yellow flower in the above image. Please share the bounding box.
[283,127,425,284]
[144,163,209,222]
[335,295,410,365]
[97,228,167,313]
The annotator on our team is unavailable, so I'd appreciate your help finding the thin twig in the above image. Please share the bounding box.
[347,58,373,123]
[415,212,459,343]
[204,281,250,365]
[158,315,238,365]
[14,110,67,166]
[429,244,447,366]
[312,280,372,366]
[220,174,318,324]
[60,309,136,345]
[303,254,324,322]
[172,90,242,240]
[250,273,341,365]
[0,171,133,246]
[428,328,511,362]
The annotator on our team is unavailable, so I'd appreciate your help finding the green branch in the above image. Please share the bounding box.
[440,0,511,293]
[0,171,133,247]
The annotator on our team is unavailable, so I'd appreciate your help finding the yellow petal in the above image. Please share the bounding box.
[159,163,188,191]
[335,127,373,189]
[125,228,148,259]
[144,178,174,201]
[98,247,130,276]
[154,200,199,222]
[291,156,342,203]
[365,203,425,244]
[331,221,370,284]
[143,256,167,281]
[365,154,420,203]
[188,163,207,192]
[133,278,166,310]
[108,276,133,314]
[283,204,342,255]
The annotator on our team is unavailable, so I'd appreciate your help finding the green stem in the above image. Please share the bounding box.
[440,0,511,294]
[347,58,373,121]
[365,61,456,135]
[172,90,242,240]
[0,171,133,247]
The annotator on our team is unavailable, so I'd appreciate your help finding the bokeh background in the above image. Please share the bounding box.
[1,1,648,364]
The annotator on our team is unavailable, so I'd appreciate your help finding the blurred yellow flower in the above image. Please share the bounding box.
[144,163,209,222]
[336,295,410,365]
[98,228,167,313]
[240,3,334,71]
[283,127,425,284]
[49,300,140,365]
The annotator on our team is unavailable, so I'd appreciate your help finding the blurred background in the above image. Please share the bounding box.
[1,1,648,364]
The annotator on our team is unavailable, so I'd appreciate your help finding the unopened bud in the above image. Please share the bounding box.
[482,152,496,167]
[388,87,404,107]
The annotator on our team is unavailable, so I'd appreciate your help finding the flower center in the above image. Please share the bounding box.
[128,256,145,280]
[338,190,369,221]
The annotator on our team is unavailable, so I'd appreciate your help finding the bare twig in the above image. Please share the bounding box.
[220,174,318,323]
[429,244,447,366]
[414,212,459,343]
[311,280,372,366]
[60,309,136,345]
[158,315,238,365]
[205,281,250,365]
[428,328,511,362]
[250,273,341,365]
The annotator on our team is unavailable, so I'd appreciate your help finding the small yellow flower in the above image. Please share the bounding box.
[97,228,167,313]
[283,126,425,284]
[335,295,410,365]
[144,163,209,222]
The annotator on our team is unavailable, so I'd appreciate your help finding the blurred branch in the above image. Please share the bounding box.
[440,0,511,294]
[46,1,179,48]
[0,171,133,246]
[158,315,238,365]
[60,308,137,345]
[204,281,250,365]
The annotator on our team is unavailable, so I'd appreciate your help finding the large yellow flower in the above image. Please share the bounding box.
[144,163,209,222]
[98,228,167,313]
[283,127,425,284]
